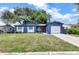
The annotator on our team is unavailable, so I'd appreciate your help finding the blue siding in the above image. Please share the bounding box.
[35,26,38,32]
[24,26,27,32]
[44,26,46,33]
[46,24,51,34]
[34,26,35,32]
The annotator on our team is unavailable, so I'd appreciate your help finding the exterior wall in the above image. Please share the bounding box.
[61,26,67,34]
[15,25,36,33]
[14,23,66,34]
[27,25,35,32]
[15,25,24,32]
[46,24,51,34]
[35,26,46,33]
[0,25,15,33]
[24,26,27,32]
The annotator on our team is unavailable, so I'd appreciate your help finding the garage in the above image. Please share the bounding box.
[46,21,65,34]
[51,26,61,34]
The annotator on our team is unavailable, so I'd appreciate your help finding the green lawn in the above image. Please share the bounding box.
[0,33,79,52]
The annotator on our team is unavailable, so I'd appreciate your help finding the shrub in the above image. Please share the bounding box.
[67,28,79,35]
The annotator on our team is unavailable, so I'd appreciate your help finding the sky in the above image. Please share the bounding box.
[0,3,79,25]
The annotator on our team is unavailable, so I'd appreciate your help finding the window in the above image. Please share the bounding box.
[38,27,41,32]
[18,27,22,30]
[27,26,34,32]
[29,26,33,30]
[17,26,23,32]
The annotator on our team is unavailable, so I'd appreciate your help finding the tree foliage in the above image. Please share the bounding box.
[1,10,14,24]
[75,3,79,11]
[1,7,50,24]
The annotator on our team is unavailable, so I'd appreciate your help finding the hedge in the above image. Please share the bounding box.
[67,28,79,35]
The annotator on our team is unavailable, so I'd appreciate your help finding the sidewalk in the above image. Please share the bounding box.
[53,34,79,47]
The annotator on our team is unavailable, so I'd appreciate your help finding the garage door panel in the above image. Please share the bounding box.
[51,26,61,34]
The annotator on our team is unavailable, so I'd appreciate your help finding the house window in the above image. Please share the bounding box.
[18,27,22,30]
[27,26,34,32]
[29,26,33,30]
[17,26,23,32]
[38,27,41,32]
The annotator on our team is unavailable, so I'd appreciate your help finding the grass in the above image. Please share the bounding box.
[0,33,78,52]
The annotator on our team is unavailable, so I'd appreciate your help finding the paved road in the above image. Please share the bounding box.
[53,34,79,47]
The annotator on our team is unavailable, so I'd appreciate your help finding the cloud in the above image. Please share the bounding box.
[0,19,5,25]
[29,3,47,8]
[0,7,15,18]
[29,3,79,24]
[72,7,79,12]
[0,7,15,13]
[9,8,15,13]
[72,8,77,11]
[73,14,79,16]
[63,14,72,19]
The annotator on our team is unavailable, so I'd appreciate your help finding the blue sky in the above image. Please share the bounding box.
[0,3,79,25]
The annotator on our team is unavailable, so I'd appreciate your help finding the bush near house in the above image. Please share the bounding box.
[67,28,79,35]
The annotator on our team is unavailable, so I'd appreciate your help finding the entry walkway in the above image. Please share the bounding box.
[53,34,79,47]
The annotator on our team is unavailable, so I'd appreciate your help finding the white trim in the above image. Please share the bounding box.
[37,24,46,26]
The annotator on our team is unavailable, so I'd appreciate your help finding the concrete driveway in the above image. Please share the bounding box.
[53,34,79,47]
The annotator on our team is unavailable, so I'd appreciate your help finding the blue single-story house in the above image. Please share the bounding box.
[15,24,46,33]
[14,21,66,34]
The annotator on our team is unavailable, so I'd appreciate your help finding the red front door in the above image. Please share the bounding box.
[41,26,44,32]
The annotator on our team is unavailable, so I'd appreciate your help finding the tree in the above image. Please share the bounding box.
[75,3,79,11]
[14,8,33,24]
[1,7,50,24]
[75,3,79,24]
[1,10,14,24]
[35,10,50,24]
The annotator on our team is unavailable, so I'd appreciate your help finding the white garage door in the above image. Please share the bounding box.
[51,26,61,34]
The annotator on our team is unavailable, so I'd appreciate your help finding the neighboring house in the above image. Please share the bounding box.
[69,24,79,28]
[15,21,66,34]
[63,24,72,29]
[63,24,79,29]
[0,25,15,33]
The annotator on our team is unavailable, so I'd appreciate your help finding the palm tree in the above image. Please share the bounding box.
[35,10,50,24]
